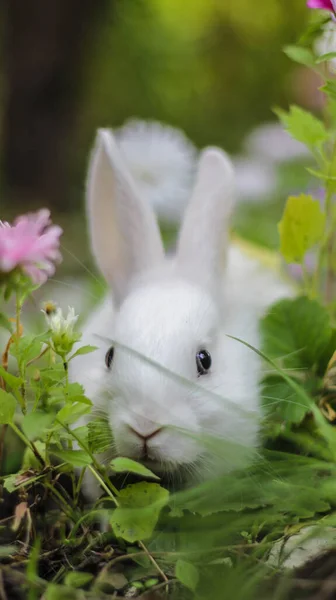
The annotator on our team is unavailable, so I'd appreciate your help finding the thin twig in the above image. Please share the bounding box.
[25,346,49,368]
[138,541,169,586]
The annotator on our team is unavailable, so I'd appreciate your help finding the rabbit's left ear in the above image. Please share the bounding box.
[176,147,235,293]
[86,129,165,306]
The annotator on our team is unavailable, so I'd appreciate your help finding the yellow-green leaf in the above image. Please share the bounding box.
[275,106,328,148]
[53,449,92,467]
[278,194,326,263]
[110,482,169,542]
[0,390,16,424]
[110,457,160,480]
[284,45,315,67]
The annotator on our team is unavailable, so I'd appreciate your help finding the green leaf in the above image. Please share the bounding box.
[318,328,336,374]
[284,45,315,66]
[61,425,89,446]
[306,167,336,181]
[0,389,16,424]
[175,560,199,592]
[57,402,91,426]
[22,441,46,470]
[110,482,169,542]
[10,335,44,365]
[67,383,85,395]
[299,14,329,46]
[39,364,65,384]
[3,473,18,493]
[275,105,328,148]
[0,366,23,389]
[262,375,311,426]
[22,411,55,440]
[50,394,92,407]
[278,194,326,263]
[64,572,94,588]
[261,296,332,370]
[315,52,336,64]
[88,418,113,454]
[53,449,92,467]
[320,79,336,99]
[0,313,13,334]
[69,345,98,361]
[110,457,160,480]
[45,584,76,600]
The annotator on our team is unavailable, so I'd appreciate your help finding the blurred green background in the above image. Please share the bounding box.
[0,0,319,278]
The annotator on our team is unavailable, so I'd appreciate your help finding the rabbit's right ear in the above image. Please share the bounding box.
[86,129,165,306]
[176,147,235,294]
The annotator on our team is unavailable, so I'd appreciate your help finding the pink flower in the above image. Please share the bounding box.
[307,0,336,11]
[0,209,62,284]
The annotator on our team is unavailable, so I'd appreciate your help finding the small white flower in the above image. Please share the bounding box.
[233,157,277,202]
[244,122,309,164]
[115,119,198,223]
[315,23,336,73]
[46,306,78,335]
[43,305,80,356]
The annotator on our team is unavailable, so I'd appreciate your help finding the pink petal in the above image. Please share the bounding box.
[0,208,62,284]
[307,0,334,9]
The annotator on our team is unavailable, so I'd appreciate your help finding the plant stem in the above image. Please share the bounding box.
[87,464,119,507]
[138,540,169,586]
[314,138,336,301]
[74,466,86,504]
[63,359,69,394]
[44,482,76,522]
[57,419,120,499]
[10,422,45,467]
[15,292,27,414]
[15,292,21,349]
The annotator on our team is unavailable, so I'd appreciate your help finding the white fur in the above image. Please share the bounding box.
[70,129,291,494]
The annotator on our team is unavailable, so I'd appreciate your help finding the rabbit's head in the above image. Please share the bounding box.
[86,130,256,477]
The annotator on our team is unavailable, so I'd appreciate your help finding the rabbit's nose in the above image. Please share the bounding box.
[127,425,163,442]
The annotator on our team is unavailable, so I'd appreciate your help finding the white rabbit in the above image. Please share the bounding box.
[70,129,291,492]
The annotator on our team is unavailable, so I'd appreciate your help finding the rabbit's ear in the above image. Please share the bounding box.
[86,129,165,306]
[176,147,235,293]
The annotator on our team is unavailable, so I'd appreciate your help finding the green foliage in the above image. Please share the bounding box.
[0,366,23,389]
[110,457,160,480]
[278,194,326,263]
[262,376,311,430]
[0,390,16,424]
[69,345,97,361]
[63,572,94,588]
[275,105,328,149]
[260,297,334,433]
[3,9,336,596]
[53,449,93,467]
[0,313,13,333]
[261,296,332,370]
[283,45,315,66]
[175,559,199,592]
[22,412,55,440]
[110,482,169,542]
[315,51,336,63]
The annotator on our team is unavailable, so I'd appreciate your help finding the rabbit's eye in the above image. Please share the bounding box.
[196,349,211,376]
[105,346,114,369]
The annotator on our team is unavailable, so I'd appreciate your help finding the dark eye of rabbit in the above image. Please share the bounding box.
[196,349,211,376]
[105,346,114,369]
